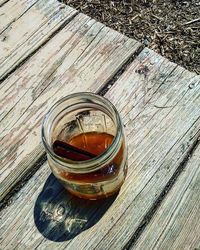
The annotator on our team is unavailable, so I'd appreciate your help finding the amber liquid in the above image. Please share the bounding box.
[52,132,125,199]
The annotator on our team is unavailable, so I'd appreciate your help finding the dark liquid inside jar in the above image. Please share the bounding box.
[52,132,125,199]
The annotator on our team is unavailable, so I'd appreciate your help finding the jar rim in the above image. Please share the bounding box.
[41,92,123,173]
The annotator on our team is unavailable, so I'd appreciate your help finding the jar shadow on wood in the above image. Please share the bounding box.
[34,173,117,242]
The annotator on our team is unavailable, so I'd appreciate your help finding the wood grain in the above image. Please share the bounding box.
[0,0,77,80]
[134,143,200,250]
[0,13,141,201]
[0,48,199,249]
[0,0,39,33]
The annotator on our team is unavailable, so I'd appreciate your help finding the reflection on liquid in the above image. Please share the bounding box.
[34,174,117,242]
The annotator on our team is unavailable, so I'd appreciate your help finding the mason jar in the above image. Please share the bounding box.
[42,92,127,200]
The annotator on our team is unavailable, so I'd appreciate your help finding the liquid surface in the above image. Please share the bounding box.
[68,132,114,157]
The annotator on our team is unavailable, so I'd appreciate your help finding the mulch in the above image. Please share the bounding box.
[63,0,200,74]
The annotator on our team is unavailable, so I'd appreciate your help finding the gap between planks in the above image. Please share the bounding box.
[0,0,9,8]
[0,153,47,211]
[98,44,144,96]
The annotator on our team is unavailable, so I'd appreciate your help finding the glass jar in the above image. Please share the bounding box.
[42,92,127,200]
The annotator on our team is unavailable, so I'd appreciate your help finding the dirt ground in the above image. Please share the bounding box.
[63,0,200,74]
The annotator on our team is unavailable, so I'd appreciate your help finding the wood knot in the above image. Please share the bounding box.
[135,65,150,77]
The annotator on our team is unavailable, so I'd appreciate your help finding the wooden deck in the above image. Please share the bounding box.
[0,0,199,249]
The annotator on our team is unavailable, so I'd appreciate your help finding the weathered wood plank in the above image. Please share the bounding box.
[134,143,200,250]
[0,0,39,33]
[0,48,199,249]
[0,0,77,80]
[0,13,141,201]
